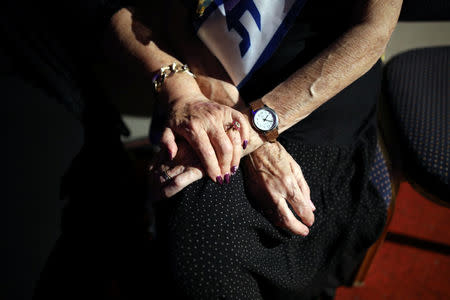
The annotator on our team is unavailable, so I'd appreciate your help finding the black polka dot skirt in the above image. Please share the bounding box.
[153,126,387,299]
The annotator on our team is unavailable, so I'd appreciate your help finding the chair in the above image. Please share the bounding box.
[352,131,400,286]
[352,0,450,286]
[382,46,449,206]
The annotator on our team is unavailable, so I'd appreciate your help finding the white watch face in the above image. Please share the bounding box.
[253,108,277,131]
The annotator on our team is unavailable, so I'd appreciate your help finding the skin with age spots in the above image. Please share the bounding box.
[106,0,403,235]
[263,0,402,133]
[308,53,331,98]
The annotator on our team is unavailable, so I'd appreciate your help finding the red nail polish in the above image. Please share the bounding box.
[243,140,248,149]
[216,176,223,185]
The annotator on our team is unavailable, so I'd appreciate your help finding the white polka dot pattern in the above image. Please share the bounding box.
[385,47,449,201]
[157,130,387,299]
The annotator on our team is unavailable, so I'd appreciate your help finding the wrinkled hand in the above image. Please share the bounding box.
[243,142,315,236]
[194,75,244,109]
[161,92,250,184]
[149,138,205,200]
[151,75,246,197]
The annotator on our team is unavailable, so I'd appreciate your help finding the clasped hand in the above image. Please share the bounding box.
[149,76,315,235]
[243,142,315,236]
[162,93,249,184]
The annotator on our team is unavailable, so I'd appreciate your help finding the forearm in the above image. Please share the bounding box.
[106,7,203,104]
[105,1,401,158]
[261,0,402,134]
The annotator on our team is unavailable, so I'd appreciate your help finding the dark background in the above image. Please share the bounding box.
[2,48,84,299]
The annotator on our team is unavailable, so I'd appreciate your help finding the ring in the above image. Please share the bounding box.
[161,170,172,181]
[227,120,241,131]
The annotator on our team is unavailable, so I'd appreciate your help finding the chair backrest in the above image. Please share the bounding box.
[399,0,450,21]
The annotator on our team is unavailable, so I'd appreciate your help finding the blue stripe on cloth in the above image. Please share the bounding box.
[237,0,308,89]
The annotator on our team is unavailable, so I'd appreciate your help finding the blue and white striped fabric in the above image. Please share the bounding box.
[194,0,308,88]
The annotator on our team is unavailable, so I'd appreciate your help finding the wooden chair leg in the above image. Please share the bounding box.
[353,197,396,286]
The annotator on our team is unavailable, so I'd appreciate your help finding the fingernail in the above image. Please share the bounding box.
[243,140,248,149]
[310,200,316,211]
[224,173,230,184]
[216,175,223,185]
[231,165,238,174]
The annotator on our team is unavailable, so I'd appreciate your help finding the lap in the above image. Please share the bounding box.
[35,125,386,299]
[155,128,387,299]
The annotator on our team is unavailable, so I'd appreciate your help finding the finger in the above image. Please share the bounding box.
[285,183,315,227]
[158,165,186,184]
[226,127,242,175]
[148,152,168,186]
[275,198,310,236]
[208,127,233,181]
[160,127,178,160]
[183,128,223,184]
[162,167,204,198]
[231,110,250,150]
[293,163,314,211]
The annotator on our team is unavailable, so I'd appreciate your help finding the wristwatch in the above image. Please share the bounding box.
[249,99,279,142]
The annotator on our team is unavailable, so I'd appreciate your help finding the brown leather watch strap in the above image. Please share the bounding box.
[265,129,278,142]
[249,99,265,112]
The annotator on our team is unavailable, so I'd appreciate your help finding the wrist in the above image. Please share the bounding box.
[246,99,280,143]
[152,62,203,105]
[240,106,266,156]
[244,141,281,171]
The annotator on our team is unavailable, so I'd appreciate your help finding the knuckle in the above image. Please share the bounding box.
[231,134,242,145]
[304,185,311,196]
[204,147,216,159]
[221,141,233,154]
[213,109,224,120]
[206,112,217,124]
[173,176,185,188]
[284,177,295,188]
[233,110,243,119]
[289,196,302,207]
[300,209,314,227]
[287,189,297,201]
[283,218,294,228]
[307,214,315,226]
[285,188,298,202]
[162,188,171,199]
[184,122,198,135]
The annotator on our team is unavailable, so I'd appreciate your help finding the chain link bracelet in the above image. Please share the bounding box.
[152,62,196,93]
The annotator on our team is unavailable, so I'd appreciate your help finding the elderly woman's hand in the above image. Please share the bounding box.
[159,73,251,184]
[153,75,245,197]
[152,137,316,235]
[161,91,250,184]
[149,137,204,199]
[243,142,315,236]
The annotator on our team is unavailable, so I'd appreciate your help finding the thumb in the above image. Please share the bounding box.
[160,127,178,160]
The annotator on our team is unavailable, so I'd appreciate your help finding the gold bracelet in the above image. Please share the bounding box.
[152,62,196,93]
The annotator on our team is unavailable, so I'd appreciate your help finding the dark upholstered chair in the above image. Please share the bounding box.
[353,1,450,286]
[382,46,449,205]
[352,46,450,286]
[353,134,399,286]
